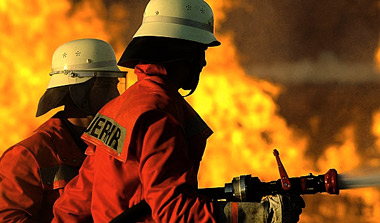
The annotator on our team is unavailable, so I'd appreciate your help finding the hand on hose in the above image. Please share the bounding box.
[264,193,305,223]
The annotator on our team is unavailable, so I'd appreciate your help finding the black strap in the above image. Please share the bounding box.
[59,113,88,153]
[109,200,151,223]
[109,187,226,223]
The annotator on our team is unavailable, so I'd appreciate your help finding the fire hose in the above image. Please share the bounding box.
[110,149,339,223]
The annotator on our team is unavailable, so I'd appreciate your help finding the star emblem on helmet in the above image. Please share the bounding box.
[62,52,67,58]
[200,8,205,14]
[75,51,81,56]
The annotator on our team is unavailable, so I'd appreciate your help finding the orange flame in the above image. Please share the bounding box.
[0,0,114,151]
[191,0,309,188]
[316,125,360,172]
[377,40,380,72]
[193,34,309,187]
[2,1,380,222]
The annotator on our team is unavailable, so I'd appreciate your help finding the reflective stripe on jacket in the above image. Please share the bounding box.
[0,112,86,223]
[53,64,217,222]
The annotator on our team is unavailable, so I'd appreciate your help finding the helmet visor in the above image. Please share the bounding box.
[47,70,127,89]
[49,70,127,78]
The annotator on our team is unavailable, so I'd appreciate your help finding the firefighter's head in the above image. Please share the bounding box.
[36,38,127,117]
[118,0,220,95]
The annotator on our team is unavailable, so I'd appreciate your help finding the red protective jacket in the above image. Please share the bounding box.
[53,64,217,222]
[0,112,86,223]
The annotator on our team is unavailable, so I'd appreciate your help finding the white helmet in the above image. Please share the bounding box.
[133,0,220,46]
[48,38,126,89]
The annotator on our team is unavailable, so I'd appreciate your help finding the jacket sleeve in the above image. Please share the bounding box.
[52,154,94,223]
[135,111,217,223]
[0,146,41,223]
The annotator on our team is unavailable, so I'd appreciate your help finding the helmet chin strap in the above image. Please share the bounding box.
[183,88,196,97]
[181,51,205,97]
[183,69,200,97]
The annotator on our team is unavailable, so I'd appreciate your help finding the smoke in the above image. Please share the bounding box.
[220,0,380,83]
[248,53,380,84]
[90,1,380,84]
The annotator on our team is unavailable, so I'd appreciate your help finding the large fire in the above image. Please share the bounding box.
[0,0,112,152]
[194,34,309,186]
[377,40,380,72]
[1,0,380,222]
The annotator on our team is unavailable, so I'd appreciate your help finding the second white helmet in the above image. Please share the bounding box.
[48,38,126,89]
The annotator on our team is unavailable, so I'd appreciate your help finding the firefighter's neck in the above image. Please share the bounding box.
[67,117,92,129]
[164,60,191,90]
[63,105,92,129]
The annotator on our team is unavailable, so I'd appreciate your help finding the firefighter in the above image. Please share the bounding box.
[0,38,126,223]
[52,0,304,222]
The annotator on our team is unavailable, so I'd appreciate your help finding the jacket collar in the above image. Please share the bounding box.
[134,63,182,96]
[134,63,168,81]
[36,111,86,167]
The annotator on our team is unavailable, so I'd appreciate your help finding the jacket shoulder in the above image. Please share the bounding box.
[15,130,59,169]
[3,129,78,190]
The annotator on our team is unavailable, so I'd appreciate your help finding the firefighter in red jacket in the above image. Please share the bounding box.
[0,38,126,223]
[53,0,304,222]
